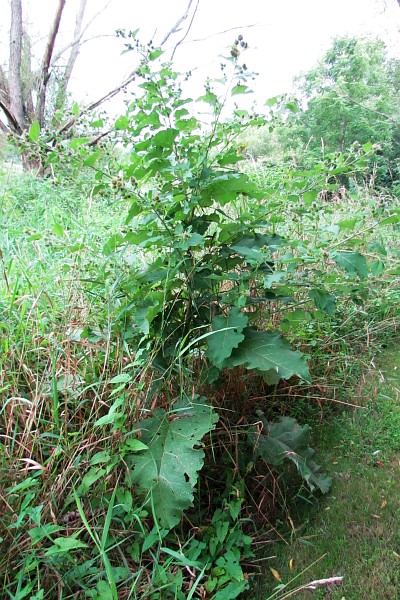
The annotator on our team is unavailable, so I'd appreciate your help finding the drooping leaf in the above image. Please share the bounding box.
[224,328,311,383]
[331,251,369,277]
[134,293,164,335]
[250,414,332,494]
[126,396,218,529]
[206,308,248,367]
[309,289,336,314]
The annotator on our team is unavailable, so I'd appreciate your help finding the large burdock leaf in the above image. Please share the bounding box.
[331,251,369,277]
[250,413,332,494]
[223,328,311,383]
[126,396,218,530]
[206,308,248,368]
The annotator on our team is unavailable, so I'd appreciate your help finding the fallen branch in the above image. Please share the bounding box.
[303,576,343,590]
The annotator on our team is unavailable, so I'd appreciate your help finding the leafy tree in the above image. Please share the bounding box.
[279,37,400,184]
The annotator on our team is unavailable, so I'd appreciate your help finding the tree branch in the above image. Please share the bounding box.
[0,99,22,134]
[35,0,66,125]
[182,23,258,45]
[51,0,113,65]
[57,70,138,135]
[55,0,88,111]
[171,0,200,60]
[57,1,202,136]
[160,0,196,46]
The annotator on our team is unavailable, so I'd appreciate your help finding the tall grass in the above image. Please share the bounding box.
[1,163,399,598]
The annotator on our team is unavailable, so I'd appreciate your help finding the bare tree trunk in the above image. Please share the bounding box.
[35,0,66,126]
[55,0,88,112]
[22,31,35,120]
[9,0,25,132]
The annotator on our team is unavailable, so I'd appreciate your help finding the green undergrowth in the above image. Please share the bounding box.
[251,347,400,600]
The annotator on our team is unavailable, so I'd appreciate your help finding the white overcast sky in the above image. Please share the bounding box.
[1,0,400,115]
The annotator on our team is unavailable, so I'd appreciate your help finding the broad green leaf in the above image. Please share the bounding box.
[338,217,358,231]
[127,396,218,529]
[149,48,163,61]
[282,309,312,327]
[78,467,106,493]
[180,232,205,250]
[83,151,100,167]
[52,221,64,238]
[134,293,164,335]
[250,414,332,493]
[109,374,132,384]
[201,173,263,205]
[28,121,40,142]
[370,259,385,275]
[264,271,285,288]
[285,101,299,112]
[28,524,63,544]
[69,137,89,150]
[176,117,199,132]
[102,234,125,256]
[231,84,252,96]
[212,580,248,600]
[379,214,400,226]
[216,549,243,580]
[115,115,129,130]
[90,450,111,465]
[309,289,336,314]
[71,102,79,116]
[331,251,369,277]
[197,90,218,106]
[367,241,387,256]
[90,119,103,127]
[224,328,310,382]
[151,128,179,148]
[206,308,248,367]
[45,536,88,555]
[123,439,148,452]
[94,396,125,427]
[303,190,318,205]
